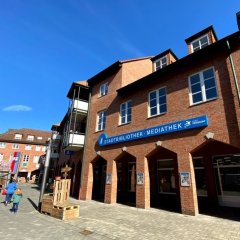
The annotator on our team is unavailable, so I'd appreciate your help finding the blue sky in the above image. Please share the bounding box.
[0,1,239,133]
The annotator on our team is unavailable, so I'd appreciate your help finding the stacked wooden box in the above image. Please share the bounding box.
[41,179,79,220]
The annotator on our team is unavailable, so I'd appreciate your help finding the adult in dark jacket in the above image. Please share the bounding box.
[4,178,17,205]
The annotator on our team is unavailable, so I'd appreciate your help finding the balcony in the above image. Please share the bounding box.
[71,99,88,114]
[64,132,85,150]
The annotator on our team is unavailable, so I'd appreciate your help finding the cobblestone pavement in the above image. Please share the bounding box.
[0,183,240,239]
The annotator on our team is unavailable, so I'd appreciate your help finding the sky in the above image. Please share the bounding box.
[0,1,239,133]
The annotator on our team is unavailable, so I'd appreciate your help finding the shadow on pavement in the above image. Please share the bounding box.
[27,197,38,210]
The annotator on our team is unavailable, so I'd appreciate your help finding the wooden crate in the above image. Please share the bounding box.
[53,179,71,205]
[52,204,79,220]
[41,193,53,215]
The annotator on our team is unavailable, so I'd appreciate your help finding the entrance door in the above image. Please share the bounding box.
[213,155,240,207]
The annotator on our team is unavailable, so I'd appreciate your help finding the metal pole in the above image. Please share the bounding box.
[38,139,51,211]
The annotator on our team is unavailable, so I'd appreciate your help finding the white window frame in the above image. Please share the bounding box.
[27,135,34,141]
[33,155,39,163]
[37,136,43,140]
[96,110,106,131]
[0,142,6,148]
[14,134,22,140]
[42,146,46,152]
[25,145,32,150]
[191,34,209,53]
[148,87,167,117]
[154,56,168,71]
[0,153,4,161]
[99,83,108,97]
[36,146,41,151]
[120,100,132,125]
[12,144,19,149]
[188,67,218,105]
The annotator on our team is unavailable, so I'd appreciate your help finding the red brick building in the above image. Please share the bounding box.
[79,21,240,216]
[0,128,51,182]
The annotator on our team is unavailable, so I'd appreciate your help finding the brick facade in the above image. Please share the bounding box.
[80,27,240,215]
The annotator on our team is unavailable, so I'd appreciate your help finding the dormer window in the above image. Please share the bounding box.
[154,56,167,71]
[14,134,22,140]
[191,34,209,52]
[27,135,34,141]
[99,83,108,97]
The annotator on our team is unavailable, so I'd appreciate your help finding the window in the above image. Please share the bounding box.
[12,144,19,149]
[14,134,22,140]
[22,155,29,168]
[33,155,40,163]
[99,83,108,97]
[191,35,209,52]
[36,146,41,151]
[37,136,43,140]
[154,56,167,71]
[27,135,34,141]
[0,142,6,148]
[157,159,176,194]
[189,67,217,105]
[42,146,46,152]
[149,87,167,117]
[25,145,32,150]
[97,110,106,131]
[0,153,3,161]
[120,101,132,125]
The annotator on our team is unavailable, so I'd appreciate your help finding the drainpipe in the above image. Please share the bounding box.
[226,40,240,106]
[79,90,92,199]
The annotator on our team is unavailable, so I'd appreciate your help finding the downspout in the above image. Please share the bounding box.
[226,40,240,105]
[79,90,92,200]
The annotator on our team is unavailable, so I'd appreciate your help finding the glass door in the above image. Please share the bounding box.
[213,155,240,207]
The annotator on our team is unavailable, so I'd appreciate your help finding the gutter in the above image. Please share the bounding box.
[226,40,240,106]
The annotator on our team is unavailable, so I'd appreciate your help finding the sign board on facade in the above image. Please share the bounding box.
[98,115,208,147]
[137,172,144,185]
[180,172,190,187]
[106,173,112,184]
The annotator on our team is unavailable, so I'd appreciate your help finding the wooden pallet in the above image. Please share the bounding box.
[52,204,79,220]
[53,179,71,205]
[41,193,54,215]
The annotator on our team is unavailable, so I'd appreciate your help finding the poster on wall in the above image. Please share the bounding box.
[106,173,112,185]
[180,172,190,187]
[137,172,144,185]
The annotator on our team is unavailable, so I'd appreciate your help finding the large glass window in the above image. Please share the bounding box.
[97,110,106,131]
[157,159,176,194]
[189,67,217,105]
[128,162,136,192]
[120,100,132,125]
[154,56,167,71]
[191,35,209,52]
[193,157,207,196]
[22,155,29,168]
[99,83,108,97]
[149,87,167,117]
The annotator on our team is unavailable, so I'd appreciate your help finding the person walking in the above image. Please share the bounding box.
[11,188,23,214]
[4,178,17,206]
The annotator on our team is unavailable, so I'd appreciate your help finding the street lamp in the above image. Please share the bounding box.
[38,139,51,211]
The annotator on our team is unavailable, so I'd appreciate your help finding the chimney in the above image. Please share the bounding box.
[237,12,240,30]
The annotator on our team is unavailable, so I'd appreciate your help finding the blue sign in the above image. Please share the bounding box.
[65,150,75,155]
[98,115,208,147]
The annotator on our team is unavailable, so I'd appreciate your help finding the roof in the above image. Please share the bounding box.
[117,30,240,95]
[151,49,178,62]
[87,57,152,86]
[185,26,218,43]
[67,81,90,99]
[0,128,51,145]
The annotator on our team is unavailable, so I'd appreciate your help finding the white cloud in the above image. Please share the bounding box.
[2,105,32,112]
